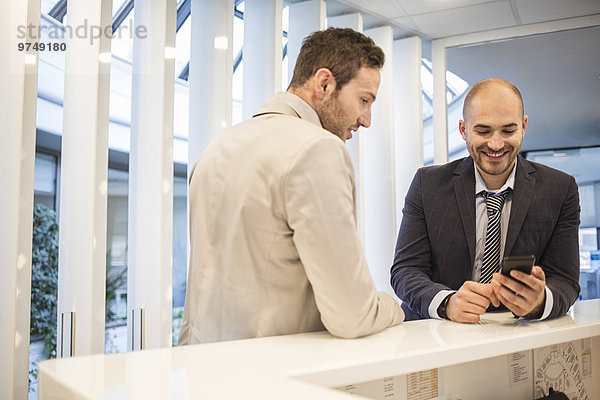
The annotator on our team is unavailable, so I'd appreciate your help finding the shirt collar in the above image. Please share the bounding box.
[254,92,323,128]
[474,157,517,195]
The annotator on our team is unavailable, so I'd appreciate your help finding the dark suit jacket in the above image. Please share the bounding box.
[391,155,580,320]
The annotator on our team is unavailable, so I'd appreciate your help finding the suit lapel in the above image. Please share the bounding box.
[452,158,476,266]
[504,155,536,257]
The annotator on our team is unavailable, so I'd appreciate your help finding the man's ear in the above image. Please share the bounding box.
[312,68,336,100]
[522,115,528,136]
[459,120,467,141]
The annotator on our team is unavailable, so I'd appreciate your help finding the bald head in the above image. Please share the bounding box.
[462,78,524,122]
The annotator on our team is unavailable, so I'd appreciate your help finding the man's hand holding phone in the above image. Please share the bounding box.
[491,255,546,318]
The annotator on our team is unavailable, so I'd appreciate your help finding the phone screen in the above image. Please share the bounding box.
[500,255,535,277]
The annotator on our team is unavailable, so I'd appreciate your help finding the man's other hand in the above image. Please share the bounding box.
[446,281,500,323]
[491,266,546,318]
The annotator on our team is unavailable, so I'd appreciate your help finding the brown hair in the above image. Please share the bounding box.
[463,78,524,121]
[288,27,384,92]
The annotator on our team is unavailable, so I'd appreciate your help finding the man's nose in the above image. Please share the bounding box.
[358,110,371,128]
[488,132,504,150]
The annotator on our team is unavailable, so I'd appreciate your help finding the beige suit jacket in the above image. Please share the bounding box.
[178,92,404,344]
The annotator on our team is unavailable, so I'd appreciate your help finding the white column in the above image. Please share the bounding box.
[327,13,362,31]
[128,0,177,350]
[0,1,39,397]
[363,26,397,298]
[394,36,423,234]
[242,0,283,121]
[432,39,449,164]
[287,0,325,84]
[327,14,366,244]
[188,0,233,170]
[56,0,112,358]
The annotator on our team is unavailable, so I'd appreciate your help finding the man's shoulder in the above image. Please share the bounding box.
[195,114,345,169]
[252,114,345,156]
[405,158,470,196]
[246,112,331,138]
[215,112,335,149]
[519,156,575,183]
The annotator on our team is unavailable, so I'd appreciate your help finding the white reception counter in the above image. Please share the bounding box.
[39,299,600,399]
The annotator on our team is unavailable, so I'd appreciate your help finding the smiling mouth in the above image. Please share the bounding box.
[483,150,508,158]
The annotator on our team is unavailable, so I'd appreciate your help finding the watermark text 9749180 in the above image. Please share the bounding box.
[18,42,66,52]
[11,17,148,73]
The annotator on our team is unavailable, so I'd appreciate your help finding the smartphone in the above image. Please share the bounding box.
[500,255,535,277]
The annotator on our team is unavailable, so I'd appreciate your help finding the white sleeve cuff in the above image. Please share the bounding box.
[429,289,457,319]
[524,285,554,321]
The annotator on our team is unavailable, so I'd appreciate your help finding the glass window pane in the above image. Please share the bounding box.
[579,226,599,300]
[579,226,599,271]
[106,168,129,354]
[420,64,433,99]
[30,152,60,397]
[446,70,468,98]
[232,62,243,125]
[422,94,433,121]
[423,57,470,165]
[34,153,57,196]
[282,5,289,33]
[41,0,61,15]
[282,35,288,90]
[172,175,188,345]
[232,61,243,101]
[420,58,468,106]
[175,14,192,78]
[111,9,135,62]
[232,4,244,124]
[281,5,289,89]
[233,12,244,59]
[526,147,600,300]
[112,0,130,17]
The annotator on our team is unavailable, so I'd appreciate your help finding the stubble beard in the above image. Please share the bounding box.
[470,143,518,177]
[317,93,346,141]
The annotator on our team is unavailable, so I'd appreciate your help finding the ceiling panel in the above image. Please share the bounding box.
[324,0,404,18]
[395,0,498,16]
[322,0,419,37]
[322,1,359,16]
[516,0,600,24]
[350,0,405,19]
[409,1,516,38]
[390,16,420,33]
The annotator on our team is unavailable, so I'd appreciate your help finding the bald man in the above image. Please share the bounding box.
[391,78,580,322]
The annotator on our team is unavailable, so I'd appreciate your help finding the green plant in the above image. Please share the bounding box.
[29,204,59,392]
[172,309,184,346]
[30,203,59,359]
[29,204,131,387]
[105,256,127,323]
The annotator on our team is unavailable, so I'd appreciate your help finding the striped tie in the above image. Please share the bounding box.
[479,189,510,284]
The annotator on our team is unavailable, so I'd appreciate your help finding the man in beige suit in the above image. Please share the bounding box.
[178,28,404,345]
